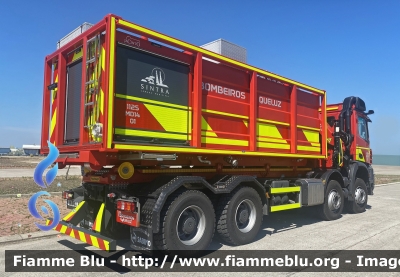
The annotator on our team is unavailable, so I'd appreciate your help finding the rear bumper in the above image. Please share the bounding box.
[46,219,116,251]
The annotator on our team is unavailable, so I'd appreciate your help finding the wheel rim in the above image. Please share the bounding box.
[176,205,206,246]
[235,199,256,233]
[327,189,342,213]
[354,186,366,205]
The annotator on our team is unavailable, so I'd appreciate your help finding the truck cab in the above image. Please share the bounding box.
[325,96,375,195]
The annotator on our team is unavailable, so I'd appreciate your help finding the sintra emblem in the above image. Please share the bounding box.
[140,68,170,97]
[124,35,140,47]
[28,141,61,231]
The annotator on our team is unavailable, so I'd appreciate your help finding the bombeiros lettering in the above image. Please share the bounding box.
[202,82,246,100]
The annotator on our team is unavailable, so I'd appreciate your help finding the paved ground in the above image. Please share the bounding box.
[0,182,399,276]
[372,165,400,175]
[0,166,82,178]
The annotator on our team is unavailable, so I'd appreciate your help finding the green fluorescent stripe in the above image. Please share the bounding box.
[270,203,301,212]
[270,187,301,194]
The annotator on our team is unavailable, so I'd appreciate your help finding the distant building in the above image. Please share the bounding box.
[22,145,40,156]
[0,147,10,156]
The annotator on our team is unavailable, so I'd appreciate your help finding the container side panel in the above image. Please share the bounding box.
[113,45,190,145]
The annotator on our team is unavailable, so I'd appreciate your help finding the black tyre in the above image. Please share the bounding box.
[216,186,263,245]
[317,180,344,221]
[154,189,215,251]
[345,178,368,214]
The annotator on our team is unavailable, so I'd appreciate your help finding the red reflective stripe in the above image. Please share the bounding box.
[65,227,72,236]
[92,219,97,231]
[85,233,92,245]
[97,238,106,250]
[55,224,62,232]
[74,229,80,239]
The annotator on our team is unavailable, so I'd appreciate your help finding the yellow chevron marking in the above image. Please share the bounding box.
[69,230,75,239]
[100,89,104,115]
[91,236,100,248]
[202,109,248,119]
[356,148,366,162]
[62,201,86,221]
[102,47,105,70]
[103,240,110,251]
[144,104,188,134]
[72,50,83,62]
[52,75,59,104]
[115,128,188,140]
[257,118,289,126]
[257,142,290,149]
[302,129,320,143]
[201,117,217,137]
[79,231,87,243]
[298,125,320,132]
[116,94,190,110]
[257,123,283,138]
[60,225,67,233]
[297,145,321,152]
[201,137,248,146]
[50,109,57,138]
[94,203,105,232]
[257,137,288,144]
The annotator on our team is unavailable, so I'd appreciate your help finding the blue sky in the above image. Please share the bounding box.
[0,1,399,154]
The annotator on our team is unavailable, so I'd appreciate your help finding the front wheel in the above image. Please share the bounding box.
[317,180,344,221]
[345,178,368,214]
[216,186,263,245]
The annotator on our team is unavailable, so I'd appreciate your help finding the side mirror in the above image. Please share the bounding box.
[366,110,374,115]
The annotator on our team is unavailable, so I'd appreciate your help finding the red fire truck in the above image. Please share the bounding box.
[41,14,375,252]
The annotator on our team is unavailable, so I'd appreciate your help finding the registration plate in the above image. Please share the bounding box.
[81,219,94,229]
[67,200,79,209]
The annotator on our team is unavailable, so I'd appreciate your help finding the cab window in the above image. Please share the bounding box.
[358,116,369,141]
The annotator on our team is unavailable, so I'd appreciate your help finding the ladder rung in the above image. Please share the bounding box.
[88,87,97,93]
[85,102,94,106]
[86,57,98,64]
[85,80,96,85]
[87,36,99,44]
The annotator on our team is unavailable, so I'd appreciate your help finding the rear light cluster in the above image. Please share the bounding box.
[116,200,136,212]
[62,191,73,200]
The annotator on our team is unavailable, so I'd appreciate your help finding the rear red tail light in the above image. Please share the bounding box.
[62,191,73,199]
[116,200,136,212]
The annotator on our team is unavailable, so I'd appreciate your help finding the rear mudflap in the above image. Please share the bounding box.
[46,200,116,251]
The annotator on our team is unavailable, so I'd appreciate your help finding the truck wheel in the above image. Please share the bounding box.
[154,189,215,251]
[345,178,368,214]
[317,180,344,221]
[216,186,263,245]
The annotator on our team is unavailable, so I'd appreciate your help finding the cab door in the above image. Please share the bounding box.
[355,113,371,164]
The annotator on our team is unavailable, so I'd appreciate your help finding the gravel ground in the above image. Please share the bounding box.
[0,195,69,237]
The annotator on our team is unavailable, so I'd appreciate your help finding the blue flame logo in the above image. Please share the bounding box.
[29,141,60,231]
[28,191,60,231]
[33,141,59,188]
